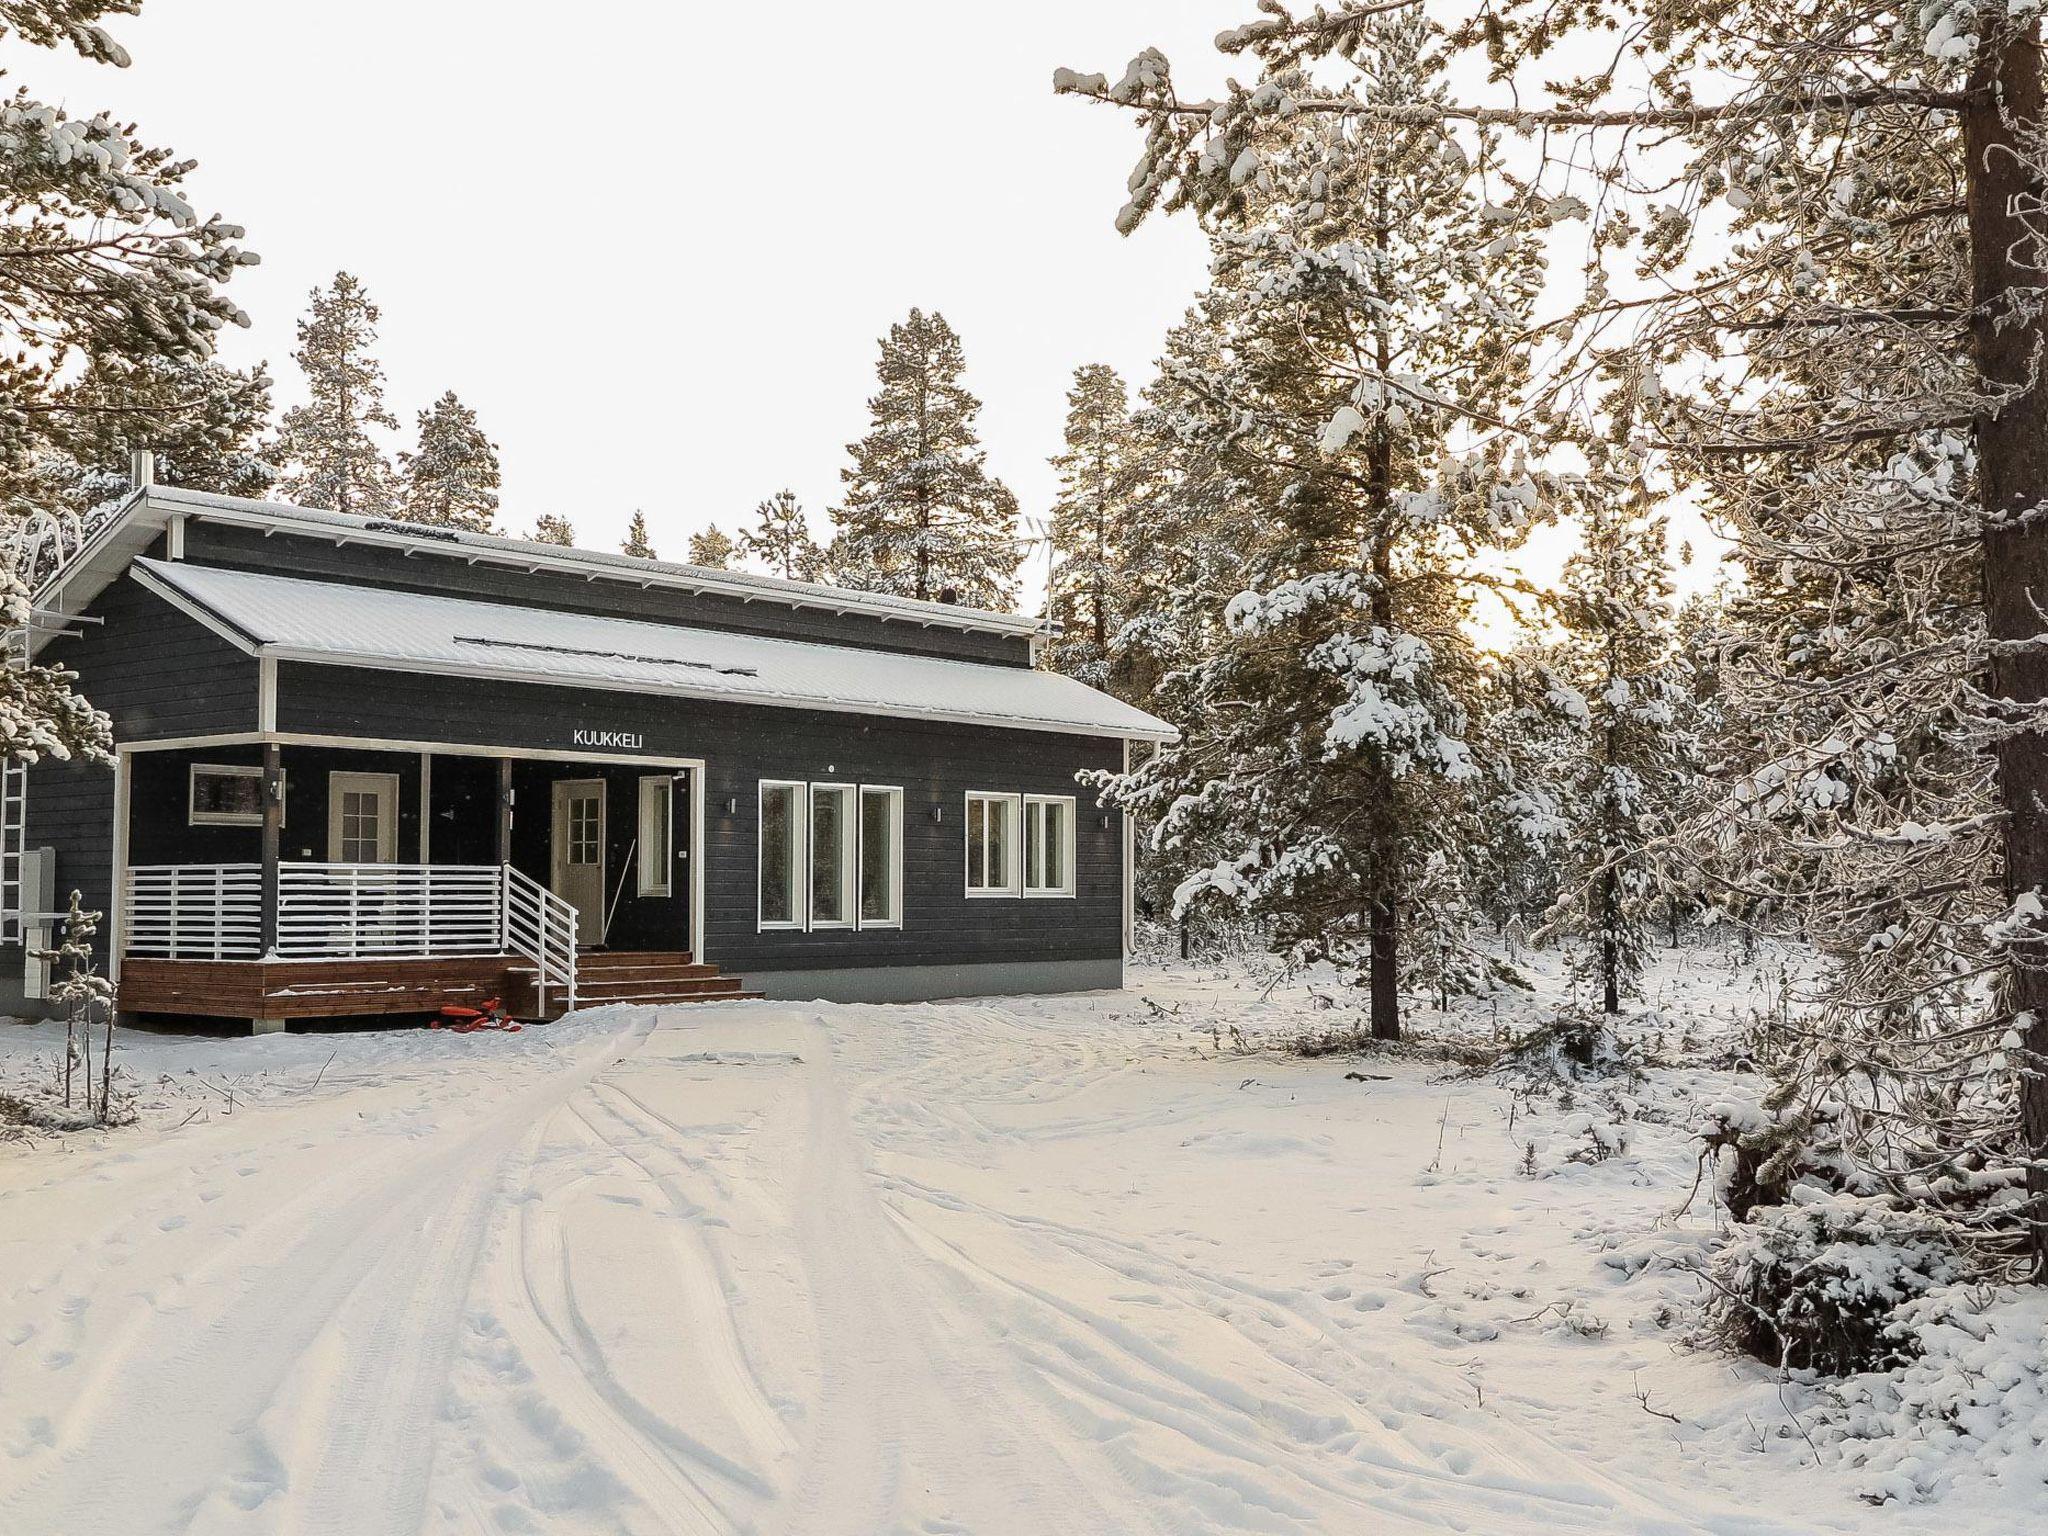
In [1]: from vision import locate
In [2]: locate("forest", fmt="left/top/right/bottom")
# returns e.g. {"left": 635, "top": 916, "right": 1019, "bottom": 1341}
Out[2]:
{"left": 2, "top": 0, "right": 2047, "bottom": 1495}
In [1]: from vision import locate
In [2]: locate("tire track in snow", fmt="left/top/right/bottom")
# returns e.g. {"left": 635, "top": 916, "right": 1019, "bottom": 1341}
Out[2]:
{"left": 0, "top": 1012, "right": 655, "bottom": 1535}
{"left": 773, "top": 1012, "right": 1148, "bottom": 1536}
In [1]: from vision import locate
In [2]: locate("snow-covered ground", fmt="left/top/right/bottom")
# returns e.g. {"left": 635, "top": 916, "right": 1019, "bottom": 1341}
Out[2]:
{"left": 0, "top": 949, "right": 2033, "bottom": 1534}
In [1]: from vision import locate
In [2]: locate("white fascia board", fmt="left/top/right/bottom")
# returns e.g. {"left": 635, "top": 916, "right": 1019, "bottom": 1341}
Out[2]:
{"left": 259, "top": 644, "right": 1179, "bottom": 744}
{"left": 127, "top": 563, "right": 262, "bottom": 655}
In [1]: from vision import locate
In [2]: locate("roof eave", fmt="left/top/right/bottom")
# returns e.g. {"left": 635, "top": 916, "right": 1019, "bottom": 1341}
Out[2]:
{"left": 143, "top": 487, "right": 1050, "bottom": 641}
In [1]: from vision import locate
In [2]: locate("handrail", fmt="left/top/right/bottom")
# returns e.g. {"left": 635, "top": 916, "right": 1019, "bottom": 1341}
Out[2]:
{"left": 123, "top": 861, "right": 581, "bottom": 1015}
{"left": 503, "top": 864, "right": 578, "bottom": 1014}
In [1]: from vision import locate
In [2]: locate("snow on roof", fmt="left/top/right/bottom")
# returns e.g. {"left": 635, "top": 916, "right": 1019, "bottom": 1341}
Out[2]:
{"left": 135, "top": 487, "right": 1048, "bottom": 639}
{"left": 131, "top": 559, "right": 1175, "bottom": 743}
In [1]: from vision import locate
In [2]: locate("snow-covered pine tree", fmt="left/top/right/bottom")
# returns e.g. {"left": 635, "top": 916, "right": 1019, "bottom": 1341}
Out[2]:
{"left": 1, "top": 354, "right": 278, "bottom": 539}
{"left": 0, "top": 1, "right": 256, "bottom": 471}
{"left": 399, "top": 390, "right": 499, "bottom": 533}
{"left": 688, "top": 524, "right": 734, "bottom": 569}
{"left": 828, "top": 309, "right": 1019, "bottom": 609}
{"left": 279, "top": 272, "right": 397, "bottom": 516}
{"left": 739, "top": 490, "right": 824, "bottom": 581}
{"left": 1064, "top": 0, "right": 2048, "bottom": 1282}
{"left": 530, "top": 513, "right": 575, "bottom": 546}
{"left": 1045, "top": 365, "right": 1144, "bottom": 686}
{"left": 0, "top": 1, "right": 187, "bottom": 772}
{"left": 1107, "top": 314, "right": 1250, "bottom": 710}
{"left": 1536, "top": 466, "right": 1687, "bottom": 1014}
{"left": 621, "top": 511, "right": 656, "bottom": 559}
{"left": 1082, "top": 17, "right": 1550, "bottom": 1039}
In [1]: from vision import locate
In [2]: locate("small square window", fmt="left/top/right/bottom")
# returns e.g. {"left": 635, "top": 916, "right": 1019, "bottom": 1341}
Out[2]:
{"left": 189, "top": 764, "right": 281, "bottom": 827}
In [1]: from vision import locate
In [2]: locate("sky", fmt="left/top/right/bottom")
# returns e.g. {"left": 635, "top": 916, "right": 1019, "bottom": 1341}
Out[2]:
{"left": 33, "top": 1, "right": 1722, "bottom": 626}
{"left": 31, "top": 1, "right": 1266, "bottom": 601}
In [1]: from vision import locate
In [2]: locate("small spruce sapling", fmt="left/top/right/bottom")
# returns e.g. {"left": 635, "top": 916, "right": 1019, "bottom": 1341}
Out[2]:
{"left": 41, "top": 892, "right": 113, "bottom": 1120}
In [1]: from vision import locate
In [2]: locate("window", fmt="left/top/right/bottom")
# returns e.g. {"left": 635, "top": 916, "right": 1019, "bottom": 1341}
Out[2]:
{"left": 759, "top": 779, "right": 904, "bottom": 932}
{"left": 637, "top": 776, "right": 672, "bottom": 897}
{"left": 810, "top": 785, "right": 856, "bottom": 928}
{"left": 859, "top": 786, "right": 903, "bottom": 927}
{"left": 759, "top": 781, "right": 804, "bottom": 928}
{"left": 965, "top": 792, "right": 1020, "bottom": 897}
{"left": 1024, "top": 795, "right": 1077, "bottom": 897}
{"left": 189, "top": 763, "right": 279, "bottom": 827}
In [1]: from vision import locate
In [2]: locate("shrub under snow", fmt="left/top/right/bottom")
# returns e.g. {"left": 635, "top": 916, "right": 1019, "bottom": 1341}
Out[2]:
{"left": 1705, "top": 1188, "right": 1965, "bottom": 1376}
{"left": 1827, "top": 1285, "right": 2048, "bottom": 1506}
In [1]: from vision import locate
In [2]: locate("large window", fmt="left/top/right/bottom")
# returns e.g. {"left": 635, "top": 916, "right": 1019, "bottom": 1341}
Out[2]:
{"left": 189, "top": 763, "right": 280, "bottom": 827}
{"left": 1024, "top": 795, "right": 1076, "bottom": 898}
{"left": 759, "top": 779, "right": 902, "bottom": 931}
{"left": 966, "top": 792, "right": 1079, "bottom": 898}
{"left": 810, "top": 784, "right": 856, "bottom": 928}
{"left": 637, "top": 776, "right": 672, "bottom": 897}
{"left": 759, "top": 781, "right": 804, "bottom": 928}
{"left": 860, "top": 786, "right": 903, "bottom": 927}
{"left": 965, "top": 792, "right": 1019, "bottom": 897}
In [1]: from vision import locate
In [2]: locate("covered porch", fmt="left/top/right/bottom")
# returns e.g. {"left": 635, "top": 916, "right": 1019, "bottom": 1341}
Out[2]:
{"left": 112, "top": 741, "right": 729, "bottom": 1026}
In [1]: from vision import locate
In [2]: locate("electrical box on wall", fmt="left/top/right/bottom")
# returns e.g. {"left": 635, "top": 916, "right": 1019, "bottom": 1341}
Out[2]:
{"left": 19, "top": 846, "right": 55, "bottom": 1002}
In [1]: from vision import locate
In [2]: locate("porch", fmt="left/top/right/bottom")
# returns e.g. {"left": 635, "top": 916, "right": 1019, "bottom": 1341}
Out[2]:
{"left": 111, "top": 741, "right": 739, "bottom": 1026}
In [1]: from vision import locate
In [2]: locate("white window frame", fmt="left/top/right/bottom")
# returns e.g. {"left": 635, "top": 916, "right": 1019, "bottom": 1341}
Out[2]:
{"left": 808, "top": 782, "right": 858, "bottom": 930}
{"left": 964, "top": 791, "right": 1022, "bottom": 898}
{"left": 758, "top": 779, "right": 807, "bottom": 931}
{"left": 858, "top": 784, "right": 904, "bottom": 929}
{"left": 636, "top": 775, "right": 673, "bottom": 897}
{"left": 189, "top": 762, "right": 282, "bottom": 828}
{"left": 1023, "top": 794, "right": 1078, "bottom": 899}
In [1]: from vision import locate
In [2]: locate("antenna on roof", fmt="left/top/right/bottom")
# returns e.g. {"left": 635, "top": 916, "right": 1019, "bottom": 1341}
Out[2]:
{"left": 128, "top": 449, "right": 155, "bottom": 491}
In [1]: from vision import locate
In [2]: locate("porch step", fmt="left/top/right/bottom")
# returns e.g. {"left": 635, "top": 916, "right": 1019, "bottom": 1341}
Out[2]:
{"left": 579, "top": 950, "right": 695, "bottom": 969}
{"left": 575, "top": 974, "right": 745, "bottom": 1000}
{"left": 520, "top": 949, "right": 755, "bottom": 1015}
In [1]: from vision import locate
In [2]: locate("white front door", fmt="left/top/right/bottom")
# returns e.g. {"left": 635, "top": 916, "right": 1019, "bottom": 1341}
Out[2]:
{"left": 551, "top": 778, "right": 606, "bottom": 945}
{"left": 328, "top": 772, "right": 399, "bottom": 863}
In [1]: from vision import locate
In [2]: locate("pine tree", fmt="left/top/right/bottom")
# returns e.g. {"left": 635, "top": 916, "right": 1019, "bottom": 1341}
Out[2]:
{"left": 1088, "top": 19, "right": 1548, "bottom": 1040}
{"left": 1, "top": 354, "right": 278, "bottom": 544}
{"left": 688, "top": 524, "right": 735, "bottom": 569}
{"left": 399, "top": 390, "right": 499, "bottom": 533}
{"left": 829, "top": 309, "right": 1019, "bottom": 609}
{"left": 1536, "top": 466, "right": 1688, "bottom": 1014}
{"left": 279, "top": 272, "right": 398, "bottom": 515}
{"left": 530, "top": 513, "right": 575, "bottom": 546}
{"left": 621, "top": 511, "right": 656, "bottom": 559}
{"left": 0, "top": 2, "right": 255, "bottom": 467}
{"left": 1108, "top": 315, "right": 1249, "bottom": 709}
{"left": 739, "top": 490, "right": 824, "bottom": 581}
{"left": 1045, "top": 364, "right": 1144, "bottom": 685}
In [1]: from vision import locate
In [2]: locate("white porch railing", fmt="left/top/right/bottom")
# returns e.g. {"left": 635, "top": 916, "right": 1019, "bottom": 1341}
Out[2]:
{"left": 122, "top": 861, "right": 579, "bottom": 1011}
{"left": 123, "top": 863, "right": 263, "bottom": 960}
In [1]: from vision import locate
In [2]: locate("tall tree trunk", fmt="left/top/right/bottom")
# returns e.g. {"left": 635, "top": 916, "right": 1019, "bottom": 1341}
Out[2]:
{"left": 1600, "top": 864, "right": 1621, "bottom": 1016}
{"left": 1967, "top": 26, "right": 2048, "bottom": 1278}
{"left": 1369, "top": 895, "right": 1400, "bottom": 1040}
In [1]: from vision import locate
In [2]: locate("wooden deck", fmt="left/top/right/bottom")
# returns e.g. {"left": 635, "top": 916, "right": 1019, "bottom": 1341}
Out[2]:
{"left": 116, "top": 952, "right": 757, "bottom": 1026}
{"left": 117, "top": 955, "right": 548, "bottom": 1023}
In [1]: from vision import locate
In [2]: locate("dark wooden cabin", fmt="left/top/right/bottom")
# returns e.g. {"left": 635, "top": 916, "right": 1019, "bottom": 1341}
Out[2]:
{"left": 0, "top": 476, "right": 1171, "bottom": 1031}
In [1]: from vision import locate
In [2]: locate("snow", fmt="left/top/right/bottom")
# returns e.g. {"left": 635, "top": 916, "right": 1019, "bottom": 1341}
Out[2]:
{"left": 0, "top": 951, "right": 2036, "bottom": 1533}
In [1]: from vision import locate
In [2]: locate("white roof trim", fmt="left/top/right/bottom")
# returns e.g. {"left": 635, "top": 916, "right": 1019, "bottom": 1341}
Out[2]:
{"left": 128, "top": 559, "right": 1176, "bottom": 744}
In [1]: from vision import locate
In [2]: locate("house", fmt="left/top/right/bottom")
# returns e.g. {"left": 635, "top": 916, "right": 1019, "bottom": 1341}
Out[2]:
{"left": 1, "top": 462, "right": 1172, "bottom": 1031}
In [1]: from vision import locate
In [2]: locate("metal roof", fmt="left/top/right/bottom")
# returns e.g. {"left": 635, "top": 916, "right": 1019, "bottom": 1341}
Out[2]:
{"left": 131, "top": 559, "right": 1175, "bottom": 743}
{"left": 118, "top": 488, "right": 1048, "bottom": 638}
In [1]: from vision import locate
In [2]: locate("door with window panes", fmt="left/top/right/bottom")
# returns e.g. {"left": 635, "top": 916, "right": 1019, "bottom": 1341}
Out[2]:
{"left": 551, "top": 779, "right": 607, "bottom": 945}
